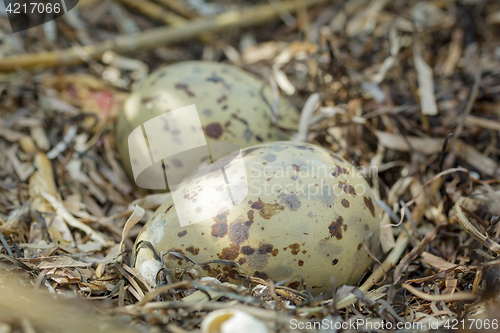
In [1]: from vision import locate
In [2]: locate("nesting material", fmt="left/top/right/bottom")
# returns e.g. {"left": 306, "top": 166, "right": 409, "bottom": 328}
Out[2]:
{"left": 1, "top": 0, "right": 500, "bottom": 331}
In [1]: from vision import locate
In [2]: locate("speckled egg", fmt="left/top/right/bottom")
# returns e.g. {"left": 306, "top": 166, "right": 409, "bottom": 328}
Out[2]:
{"left": 132, "top": 142, "right": 381, "bottom": 295}
{"left": 115, "top": 61, "right": 299, "bottom": 187}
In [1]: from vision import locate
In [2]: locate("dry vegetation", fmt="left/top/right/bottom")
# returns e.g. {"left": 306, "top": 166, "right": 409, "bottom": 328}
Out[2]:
{"left": 1, "top": 0, "right": 500, "bottom": 332}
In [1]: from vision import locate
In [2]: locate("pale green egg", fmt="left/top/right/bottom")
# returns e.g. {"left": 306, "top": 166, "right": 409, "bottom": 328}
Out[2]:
{"left": 133, "top": 142, "right": 381, "bottom": 295}
{"left": 115, "top": 61, "right": 299, "bottom": 188}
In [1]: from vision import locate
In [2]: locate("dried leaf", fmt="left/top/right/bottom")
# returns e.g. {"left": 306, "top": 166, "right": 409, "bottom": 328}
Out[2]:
{"left": 413, "top": 39, "right": 438, "bottom": 115}
{"left": 41, "top": 192, "right": 109, "bottom": 248}
{"left": 422, "top": 252, "right": 464, "bottom": 271}
{"left": 19, "top": 256, "right": 89, "bottom": 270}
{"left": 454, "top": 198, "right": 500, "bottom": 255}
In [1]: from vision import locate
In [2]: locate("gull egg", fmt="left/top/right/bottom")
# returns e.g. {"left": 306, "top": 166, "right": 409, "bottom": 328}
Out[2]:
{"left": 115, "top": 61, "right": 299, "bottom": 188}
{"left": 133, "top": 142, "right": 381, "bottom": 295}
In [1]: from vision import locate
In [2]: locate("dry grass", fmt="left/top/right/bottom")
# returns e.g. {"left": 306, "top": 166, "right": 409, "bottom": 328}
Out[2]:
{"left": 1, "top": 0, "right": 500, "bottom": 332}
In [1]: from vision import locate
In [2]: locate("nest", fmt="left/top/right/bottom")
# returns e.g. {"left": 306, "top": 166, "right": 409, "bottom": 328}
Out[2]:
{"left": 0, "top": 0, "right": 500, "bottom": 332}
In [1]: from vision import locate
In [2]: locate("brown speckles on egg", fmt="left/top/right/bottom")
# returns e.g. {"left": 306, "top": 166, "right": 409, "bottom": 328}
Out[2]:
{"left": 250, "top": 198, "right": 284, "bottom": 219}
{"left": 357, "top": 243, "right": 363, "bottom": 251}
{"left": 223, "top": 267, "right": 239, "bottom": 280}
{"left": 338, "top": 181, "right": 357, "bottom": 195}
{"left": 211, "top": 212, "right": 229, "bottom": 238}
{"left": 271, "top": 249, "right": 279, "bottom": 256}
{"left": 250, "top": 199, "right": 264, "bottom": 209}
{"left": 167, "top": 248, "right": 185, "bottom": 265}
{"left": 331, "top": 165, "right": 349, "bottom": 177}
{"left": 165, "top": 205, "right": 173, "bottom": 214}
{"left": 332, "top": 259, "right": 339, "bottom": 265}
{"left": 288, "top": 281, "right": 300, "bottom": 289}
{"left": 258, "top": 243, "right": 274, "bottom": 254}
{"left": 363, "top": 196, "right": 376, "bottom": 217}
{"left": 186, "top": 246, "right": 200, "bottom": 255}
{"left": 287, "top": 243, "right": 301, "bottom": 255}
{"left": 217, "top": 95, "right": 228, "bottom": 104}
{"left": 167, "top": 247, "right": 184, "bottom": 255}
{"left": 241, "top": 246, "right": 255, "bottom": 255}
{"left": 328, "top": 217, "right": 344, "bottom": 240}
{"left": 291, "top": 164, "right": 301, "bottom": 172}
{"left": 174, "top": 83, "right": 195, "bottom": 97}
{"left": 204, "top": 123, "right": 223, "bottom": 139}
{"left": 218, "top": 244, "right": 239, "bottom": 260}
{"left": 298, "top": 260, "right": 304, "bottom": 266}
{"left": 364, "top": 224, "right": 369, "bottom": 231}
{"left": 341, "top": 199, "right": 350, "bottom": 208}
{"left": 178, "top": 230, "right": 187, "bottom": 238}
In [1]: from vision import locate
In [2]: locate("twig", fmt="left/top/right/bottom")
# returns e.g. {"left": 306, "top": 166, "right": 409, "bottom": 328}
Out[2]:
{"left": 292, "top": 93, "right": 321, "bottom": 142}
{"left": 118, "top": 0, "right": 188, "bottom": 26}
{"left": 0, "top": 0, "right": 328, "bottom": 72}
{"left": 453, "top": 62, "right": 482, "bottom": 141}
{"left": 155, "top": 0, "right": 200, "bottom": 19}
{"left": 402, "top": 283, "right": 477, "bottom": 302}
{"left": 133, "top": 280, "right": 192, "bottom": 306}
{"left": 119, "top": 0, "right": 215, "bottom": 45}
{"left": 454, "top": 197, "right": 500, "bottom": 255}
